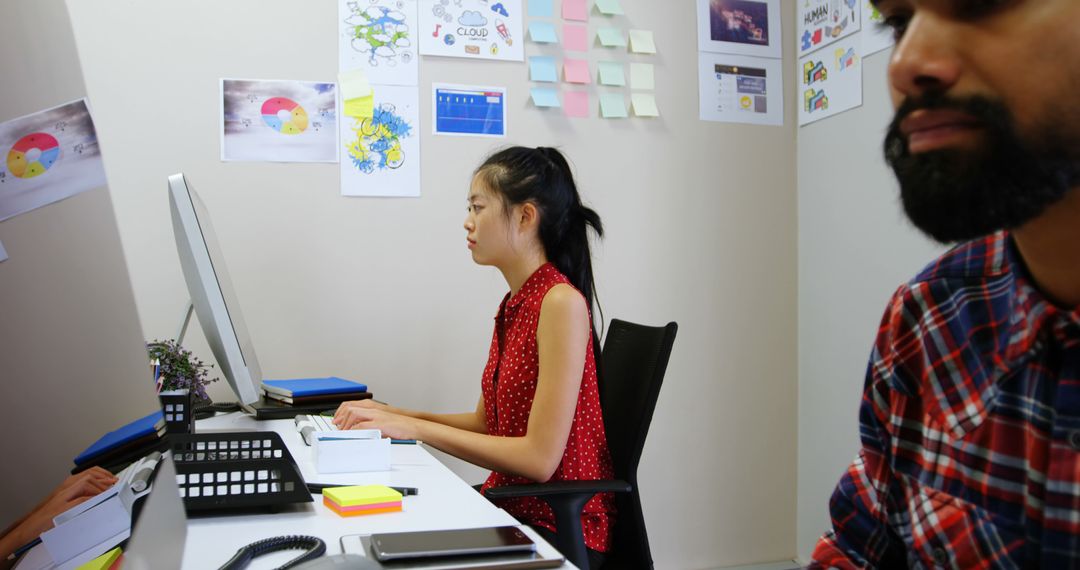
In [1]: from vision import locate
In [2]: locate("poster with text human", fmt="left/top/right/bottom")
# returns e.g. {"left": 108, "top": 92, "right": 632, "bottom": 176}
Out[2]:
{"left": 698, "top": 52, "right": 783, "bottom": 126}
{"left": 419, "top": 0, "right": 524, "bottom": 61}
{"left": 0, "top": 98, "right": 107, "bottom": 222}
{"left": 860, "top": 0, "right": 894, "bottom": 56}
{"left": 340, "top": 84, "right": 420, "bottom": 197}
{"left": 798, "top": 37, "right": 863, "bottom": 126}
{"left": 797, "top": 0, "right": 860, "bottom": 57}
{"left": 339, "top": 0, "right": 419, "bottom": 86}
{"left": 697, "top": 0, "right": 781, "bottom": 59}
{"left": 221, "top": 79, "right": 339, "bottom": 162}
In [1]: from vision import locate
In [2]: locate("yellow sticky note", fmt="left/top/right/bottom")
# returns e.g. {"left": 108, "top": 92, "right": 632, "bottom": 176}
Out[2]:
{"left": 339, "top": 69, "right": 375, "bottom": 119}
{"left": 76, "top": 547, "right": 122, "bottom": 570}
{"left": 631, "top": 93, "right": 659, "bottom": 117}
{"left": 629, "top": 29, "right": 656, "bottom": 54}
{"left": 323, "top": 485, "right": 402, "bottom": 507}
{"left": 630, "top": 63, "right": 654, "bottom": 90}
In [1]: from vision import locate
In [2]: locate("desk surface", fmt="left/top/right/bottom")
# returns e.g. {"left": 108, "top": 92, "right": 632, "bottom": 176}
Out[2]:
{"left": 182, "top": 413, "right": 571, "bottom": 569}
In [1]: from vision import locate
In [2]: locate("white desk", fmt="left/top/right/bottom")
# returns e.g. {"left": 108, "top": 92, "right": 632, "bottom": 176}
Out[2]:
{"left": 182, "top": 413, "right": 572, "bottom": 569}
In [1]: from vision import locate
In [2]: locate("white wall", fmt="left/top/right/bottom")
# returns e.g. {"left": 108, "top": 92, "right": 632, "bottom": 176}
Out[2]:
{"left": 67, "top": 1, "right": 799, "bottom": 567}
{"left": 0, "top": 0, "right": 169, "bottom": 528}
{"left": 794, "top": 51, "right": 942, "bottom": 560}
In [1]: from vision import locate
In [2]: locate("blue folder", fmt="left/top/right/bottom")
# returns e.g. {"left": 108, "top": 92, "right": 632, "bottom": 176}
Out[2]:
{"left": 261, "top": 377, "right": 368, "bottom": 398}
{"left": 74, "top": 410, "right": 164, "bottom": 465}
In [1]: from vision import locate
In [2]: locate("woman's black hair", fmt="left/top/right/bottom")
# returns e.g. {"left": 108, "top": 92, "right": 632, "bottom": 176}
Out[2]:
{"left": 475, "top": 146, "right": 605, "bottom": 352}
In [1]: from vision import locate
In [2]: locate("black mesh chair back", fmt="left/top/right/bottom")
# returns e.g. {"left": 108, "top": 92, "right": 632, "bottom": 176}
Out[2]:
{"left": 598, "top": 319, "right": 677, "bottom": 569}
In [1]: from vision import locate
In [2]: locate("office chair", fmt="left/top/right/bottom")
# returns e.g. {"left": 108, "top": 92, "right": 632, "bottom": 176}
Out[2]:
{"left": 485, "top": 319, "right": 678, "bottom": 570}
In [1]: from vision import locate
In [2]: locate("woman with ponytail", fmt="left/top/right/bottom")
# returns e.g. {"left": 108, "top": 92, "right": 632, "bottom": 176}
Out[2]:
{"left": 334, "top": 146, "right": 614, "bottom": 566}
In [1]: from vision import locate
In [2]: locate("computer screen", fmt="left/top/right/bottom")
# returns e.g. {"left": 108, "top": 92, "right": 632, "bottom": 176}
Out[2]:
{"left": 168, "top": 173, "right": 263, "bottom": 405}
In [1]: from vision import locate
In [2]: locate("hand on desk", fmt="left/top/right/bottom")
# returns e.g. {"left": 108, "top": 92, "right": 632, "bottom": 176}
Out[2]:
{"left": 1, "top": 467, "right": 117, "bottom": 563}
{"left": 333, "top": 399, "right": 417, "bottom": 440}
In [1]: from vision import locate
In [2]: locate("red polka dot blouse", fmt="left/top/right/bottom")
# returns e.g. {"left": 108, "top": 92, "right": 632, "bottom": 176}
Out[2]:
{"left": 479, "top": 263, "right": 616, "bottom": 552}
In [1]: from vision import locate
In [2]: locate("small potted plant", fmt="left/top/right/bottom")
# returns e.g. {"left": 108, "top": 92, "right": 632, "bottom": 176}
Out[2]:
{"left": 147, "top": 339, "right": 218, "bottom": 434}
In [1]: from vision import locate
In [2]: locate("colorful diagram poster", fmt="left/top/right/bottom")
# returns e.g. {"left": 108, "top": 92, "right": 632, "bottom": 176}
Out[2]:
{"left": 797, "top": 37, "right": 863, "bottom": 126}
{"left": 860, "top": 0, "right": 894, "bottom": 56}
{"left": 697, "top": 0, "right": 782, "bottom": 59}
{"left": 697, "top": 52, "right": 783, "bottom": 126}
{"left": 432, "top": 84, "right": 507, "bottom": 137}
{"left": 221, "top": 79, "right": 338, "bottom": 163}
{"left": 339, "top": 0, "right": 419, "bottom": 86}
{"left": 797, "top": 0, "right": 860, "bottom": 57}
{"left": 340, "top": 84, "right": 421, "bottom": 197}
{"left": 0, "top": 98, "right": 107, "bottom": 222}
{"left": 419, "top": 0, "right": 524, "bottom": 62}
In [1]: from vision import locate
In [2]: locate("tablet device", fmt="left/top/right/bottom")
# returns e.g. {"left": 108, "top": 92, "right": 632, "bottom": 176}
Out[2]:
{"left": 369, "top": 526, "right": 535, "bottom": 561}
{"left": 340, "top": 533, "right": 564, "bottom": 570}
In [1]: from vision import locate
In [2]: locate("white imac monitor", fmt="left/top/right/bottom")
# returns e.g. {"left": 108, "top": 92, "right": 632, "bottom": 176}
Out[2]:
{"left": 168, "top": 173, "right": 263, "bottom": 405}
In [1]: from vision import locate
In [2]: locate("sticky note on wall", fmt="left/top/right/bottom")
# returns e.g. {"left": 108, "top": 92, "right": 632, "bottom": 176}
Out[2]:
{"left": 600, "top": 93, "right": 627, "bottom": 118}
{"left": 339, "top": 69, "right": 374, "bottom": 118}
{"left": 597, "top": 27, "right": 626, "bottom": 48}
{"left": 564, "top": 91, "right": 589, "bottom": 118}
{"left": 630, "top": 63, "right": 655, "bottom": 90}
{"left": 530, "top": 88, "right": 561, "bottom": 108}
{"left": 564, "top": 58, "right": 591, "bottom": 84}
{"left": 595, "top": 0, "right": 624, "bottom": 15}
{"left": 563, "top": 24, "right": 589, "bottom": 52}
{"left": 530, "top": 56, "right": 559, "bottom": 82}
{"left": 598, "top": 61, "right": 625, "bottom": 86}
{"left": 631, "top": 93, "right": 659, "bottom": 117}
{"left": 629, "top": 29, "right": 656, "bottom": 54}
{"left": 529, "top": 21, "right": 558, "bottom": 43}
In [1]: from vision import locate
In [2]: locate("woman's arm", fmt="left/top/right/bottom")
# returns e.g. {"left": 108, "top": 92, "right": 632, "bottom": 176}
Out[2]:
{"left": 335, "top": 397, "right": 487, "bottom": 434}
{"left": 334, "top": 284, "right": 588, "bottom": 482}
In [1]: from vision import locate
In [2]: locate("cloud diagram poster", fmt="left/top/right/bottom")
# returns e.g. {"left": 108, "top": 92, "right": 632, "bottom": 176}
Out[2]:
{"left": 419, "top": 0, "right": 524, "bottom": 61}
{"left": 340, "top": 0, "right": 419, "bottom": 86}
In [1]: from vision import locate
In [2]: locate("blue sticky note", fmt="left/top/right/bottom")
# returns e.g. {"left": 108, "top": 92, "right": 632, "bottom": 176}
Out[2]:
{"left": 528, "top": 21, "right": 558, "bottom": 43}
{"left": 529, "top": 56, "right": 559, "bottom": 83}
{"left": 531, "top": 88, "right": 561, "bottom": 108}
{"left": 528, "top": 0, "right": 554, "bottom": 18}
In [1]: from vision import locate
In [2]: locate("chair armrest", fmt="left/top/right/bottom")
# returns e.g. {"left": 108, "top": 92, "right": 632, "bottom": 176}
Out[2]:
{"left": 483, "top": 479, "right": 631, "bottom": 500}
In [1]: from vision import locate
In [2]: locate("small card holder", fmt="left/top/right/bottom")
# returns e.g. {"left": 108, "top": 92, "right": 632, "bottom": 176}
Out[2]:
{"left": 313, "top": 429, "right": 391, "bottom": 474}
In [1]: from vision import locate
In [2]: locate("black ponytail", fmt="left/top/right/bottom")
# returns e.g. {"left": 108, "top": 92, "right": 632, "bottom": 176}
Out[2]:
{"left": 475, "top": 146, "right": 605, "bottom": 354}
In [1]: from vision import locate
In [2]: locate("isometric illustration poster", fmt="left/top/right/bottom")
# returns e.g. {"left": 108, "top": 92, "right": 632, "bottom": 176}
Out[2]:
{"left": 0, "top": 98, "right": 107, "bottom": 222}
{"left": 432, "top": 84, "right": 507, "bottom": 137}
{"left": 221, "top": 79, "right": 339, "bottom": 163}
{"left": 419, "top": 0, "right": 524, "bottom": 61}
{"left": 339, "top": 0, "right": 419, "bottom": 86}
{"left": 340, "top": 84, "right": 420, "bottom": 197}
{"left": 797, "top": 37, "right": 863, "bottom": 126}
{"left": 697, "top": 52, "right": 783, "bottom": 126}
{"left": 797, "top": 0, "right": 860, "bottom": 57}
{"left": 697, "top": 0, "right": 782, "bottom": 59}
{"left": 860, "top": 0, "right": 894, "bottom": 56}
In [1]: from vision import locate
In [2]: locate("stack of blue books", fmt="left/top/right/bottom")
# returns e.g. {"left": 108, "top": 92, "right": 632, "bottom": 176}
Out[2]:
{"left": 261, "top": 377, "right": 369, "bottom": 406}
{"left": 73, "top": 411, "right": 167, "bottom": 471}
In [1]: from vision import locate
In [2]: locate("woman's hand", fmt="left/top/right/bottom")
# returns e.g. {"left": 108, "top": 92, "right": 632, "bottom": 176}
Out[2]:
{"left": 333, "top": 402, "right": 418, "bottom": 440}
{"left": 7, "top": 468, "right": 117, "bottom": 551}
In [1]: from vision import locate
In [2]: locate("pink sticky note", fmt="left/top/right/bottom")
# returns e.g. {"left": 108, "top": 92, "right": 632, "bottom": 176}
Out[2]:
{"left": 564, "top": 91, "right": 589, "bottom": 118}
{"left": 562, "top": 0, "right": 588, "bottom": 21}
{"left": 563, "top": 58, "right": 591, "bottom": 84}
{"left": 563, "top": 24, "right": 589, "bottom": 52}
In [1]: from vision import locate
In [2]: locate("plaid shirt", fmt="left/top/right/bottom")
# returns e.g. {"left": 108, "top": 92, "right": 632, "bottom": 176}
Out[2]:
{"left": 810, "top": 231, "right": 1080, "bottom": 569}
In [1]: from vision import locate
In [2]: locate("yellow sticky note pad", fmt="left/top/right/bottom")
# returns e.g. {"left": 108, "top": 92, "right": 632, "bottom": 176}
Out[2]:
{"left": 630, "top": 63, "right": 654, "bottom": 90}
{"left": 323, "top": 484, "right": 402, "bottom": 507}
{"left": 76, "top": 547, "right": 122, "bottom": 570}
{"left": 339, "top": 70, "right": 375, "bottom": 119}
{"left": 629, "top": 29, "right": 656, "bottom": 54}
{"left": 631, "top": 93, "right": 659, "bottom": 117}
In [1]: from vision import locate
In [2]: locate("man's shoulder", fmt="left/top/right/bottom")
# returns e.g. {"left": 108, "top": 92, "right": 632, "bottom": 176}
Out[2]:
{"left": 908, "top": 231, "right": 1012, "bottom": 286}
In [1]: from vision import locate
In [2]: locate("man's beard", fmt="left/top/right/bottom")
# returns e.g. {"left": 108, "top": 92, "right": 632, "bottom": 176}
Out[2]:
{"left": 884, "top": 94, "right": 1079, "bottom": 244}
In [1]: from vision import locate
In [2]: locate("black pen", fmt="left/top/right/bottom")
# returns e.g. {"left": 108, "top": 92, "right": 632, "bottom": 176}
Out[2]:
{"left": 306, "top": 482, "right": 418, "bottom": 496}
{"left": 7, "top": 537, "right": 41, "bottom": 561}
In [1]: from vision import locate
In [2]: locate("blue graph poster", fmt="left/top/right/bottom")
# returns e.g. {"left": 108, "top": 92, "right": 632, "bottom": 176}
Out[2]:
{"left": 432, "top": 84, "right": 507, "bottom": 137}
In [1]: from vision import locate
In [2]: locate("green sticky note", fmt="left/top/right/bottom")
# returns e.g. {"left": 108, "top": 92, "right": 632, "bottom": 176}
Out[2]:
{"left": 629, "top": 29, "right": 656, "bottom": 54}
{"left": 600, "top": 93, "right": 627, "bottom": 118}
{"left": 630, "top": 63, "right": 654, "bottom": 90}
{"left": 597, "top": 61, "right": 625, "bottom": 86}
{"left": 596, "top": 27, "right": 626, "bottom": 48}
{"left": 530, "top": 88, "right": 562, "bottom": 108}
{"left": 595, "top": 0, "right": 624, "bottom": 15}
{"left": 631, "top": 93, "right": 659, "bottom": 117}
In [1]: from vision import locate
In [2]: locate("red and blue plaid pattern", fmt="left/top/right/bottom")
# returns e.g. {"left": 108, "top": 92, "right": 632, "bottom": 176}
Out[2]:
{"left": 811, "top": 231, "right": 1080, "bottom": 568}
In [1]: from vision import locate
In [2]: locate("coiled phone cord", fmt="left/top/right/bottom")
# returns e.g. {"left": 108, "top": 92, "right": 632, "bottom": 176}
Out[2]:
{"left": 217, "top": 535, "right": 326, "bottom": 570}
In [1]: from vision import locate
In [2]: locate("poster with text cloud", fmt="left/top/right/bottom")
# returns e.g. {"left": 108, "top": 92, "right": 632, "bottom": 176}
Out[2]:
{"left": 860, "top": 0, "right": 894, "bottom": 56}
{"left": 0, "top": 98, "right": 107, "bottom": 222}
{"left": 697, "top": 0, "right": 782, "bottom": 59}
{"left": 419, "top": 0, "right": 524, "bottom": 62}
{"left": 221, "top": 79, "right": 338, "bottom": 162}
{"left": 698, "top": 52, "right": 783, "bottom": 126}
{"left": 339, "top": 0, "right": 419, "bottom": 86}
{"left": 340, "top": 84, "right": 420, "bottom": 197}
{"left": 797, "top": 0, "right": 860, "bottom": 57}
{"left": 798, "top": 37, "right": 863, "bottom": 126}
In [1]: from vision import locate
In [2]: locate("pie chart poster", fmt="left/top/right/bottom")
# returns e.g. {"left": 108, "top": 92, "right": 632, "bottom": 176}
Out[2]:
{"left": 0, "top": 98, "right": 107, "bottom": 223}
{"left": 221, "top": 78, "right": 339, "bottom": 163}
